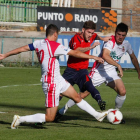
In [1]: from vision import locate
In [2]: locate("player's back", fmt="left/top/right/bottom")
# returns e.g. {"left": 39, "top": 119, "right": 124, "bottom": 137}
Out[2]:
{"left": 33, "top": 39, "right": 61, "bottom": 83}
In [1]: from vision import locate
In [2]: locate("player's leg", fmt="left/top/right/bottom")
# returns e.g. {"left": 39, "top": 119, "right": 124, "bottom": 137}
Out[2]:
{"left": 80, "top": 74, "right": 106, "bottom": 110}
{"left": 11, "top": 81, "right": 61, "bottom": 129}
{"left": 105, "top": 68, "right": 126, "bottom": 109}
{"left": 11, "top": 107, "right": 58, "bottom": 129}
{"left": 107, "top": 79, "right": 126, "bottom": 109}
{"left": 61, "top": 85, "right": 109, "bottom": 122}
{"left": 58, "top": 91, "right": 90, "bottom": 115}
{"left": 57, "top": 71, "right": 106, "bottom": 118}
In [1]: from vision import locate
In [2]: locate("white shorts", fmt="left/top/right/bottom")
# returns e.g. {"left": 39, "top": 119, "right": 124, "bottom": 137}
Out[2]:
{"left": 42, "top": 75, "right": 70, "bottom": 107}
{"left": 89, "top": 68, "right": 121, "bottom": 87}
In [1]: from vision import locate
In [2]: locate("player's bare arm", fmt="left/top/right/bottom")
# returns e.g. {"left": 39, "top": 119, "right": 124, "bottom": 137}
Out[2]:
{"left": 75, "top": 42, "right": 100, "bottom": 52}
{"left": 0, "top": 45, "right": 30, "bottom": 60}
{"left": 102, "top": 48, "right": 123, "bottom": 77}
{"left": 96, "top": 35, "right": 112, "bottom": 42}
{"left": 130, "top": 52, "right": 140, "bottom": 79}
{"left": 67, "top": 50, "right": 104, "bottom": 64}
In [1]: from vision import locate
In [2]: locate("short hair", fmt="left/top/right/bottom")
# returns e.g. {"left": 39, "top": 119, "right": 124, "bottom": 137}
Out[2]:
{"left": 115, "top": 23, "right": 128, "bottom": 33}
{"left": 83, "top": 20, "right": 96, "bottom": 30}
{"left": 46, "top": 24, "right": 59, "bottom": 37}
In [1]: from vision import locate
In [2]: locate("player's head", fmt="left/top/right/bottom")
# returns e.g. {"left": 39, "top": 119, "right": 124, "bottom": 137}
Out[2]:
{"left": 82, "top": 20, "right": 96, "bottom": 42}
{"left": 46, "top": 24, "right": 59, "bottom": 41}
{"left": 115, "top": 23, "right": 128, "bottom": 44}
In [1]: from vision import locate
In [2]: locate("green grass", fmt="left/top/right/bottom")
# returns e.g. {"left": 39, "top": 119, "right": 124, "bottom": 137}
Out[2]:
{"left": 0, "top": 67, "right": 140, "bottom": 140}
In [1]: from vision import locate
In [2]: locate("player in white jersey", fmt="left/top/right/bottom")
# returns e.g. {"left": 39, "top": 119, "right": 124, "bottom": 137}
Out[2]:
{"left": 56, "top": 23, "right": 140, "bottom": 123}
{"left": 0, "top": 24, "right": 112, "bottom": 129}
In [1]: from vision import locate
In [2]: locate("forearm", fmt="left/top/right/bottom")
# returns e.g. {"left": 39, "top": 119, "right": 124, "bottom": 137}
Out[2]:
{"left": 103, "top": 55, "right": 120, "bottom": 68}
{"left": 73, "top": 50, "right": 96, "bottom": 59}
{"left": 68, "top": 50, "right": 96, "bottom": 60}
{"left": 132, "top": 58, "right": 140, "bottom": 73}
{"left": 4, "top": 45, "right": 30, "bottom": 58}
{"left": 76, "top": 46, "right": 93, "bottom": 53}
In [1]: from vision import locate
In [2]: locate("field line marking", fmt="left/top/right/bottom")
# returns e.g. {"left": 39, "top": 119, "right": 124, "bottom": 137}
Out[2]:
{"left": 0, "top": 83, "right": 41, "bottom": 89}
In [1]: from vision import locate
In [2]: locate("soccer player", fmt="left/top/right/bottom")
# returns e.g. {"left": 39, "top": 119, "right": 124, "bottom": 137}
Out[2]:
{"left": 56, "top": 23, "right": 140, "bottom": 123}
{"left": 59, "top": 21, "right": 112, "bottom": 111}
{"left": 0, "top": 24, "right": 111, "bottom": 129}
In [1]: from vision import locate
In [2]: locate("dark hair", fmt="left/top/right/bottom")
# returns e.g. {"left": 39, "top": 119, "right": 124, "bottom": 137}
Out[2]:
{"left": 115, "top": 22, "right": 128, "bottom": 33}
{"left": 83, "top": 20, "right": 96, "bottom": 30}
{"left": 46, "top": 24, "right": 59, "bottom": 37}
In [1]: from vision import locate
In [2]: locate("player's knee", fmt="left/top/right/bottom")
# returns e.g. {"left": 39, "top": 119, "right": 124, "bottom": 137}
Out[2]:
{"left": 45, "top": 114, "right": 55, "bottom": 122}
{"left": 119, "top": 88, "right": 126, "bottom": 96}
{"left": 73, "top": 93, "right": 82, "bottom": 103}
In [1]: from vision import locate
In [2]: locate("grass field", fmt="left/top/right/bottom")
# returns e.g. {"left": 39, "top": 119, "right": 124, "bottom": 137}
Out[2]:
{"left": 0, "top": 67, "right": 140, "bottom": 140}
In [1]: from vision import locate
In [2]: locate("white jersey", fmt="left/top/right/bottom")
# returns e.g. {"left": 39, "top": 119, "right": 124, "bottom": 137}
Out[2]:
{"left": 29, "top": 38, "right": 71, "bottom": 83}
{"left": 89, "top": 35, "right": 133, "bottom": 77}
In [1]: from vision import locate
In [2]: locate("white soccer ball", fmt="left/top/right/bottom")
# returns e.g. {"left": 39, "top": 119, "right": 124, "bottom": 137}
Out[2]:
{"left": 107, "top": 109, "right": 123, "bottom": 124}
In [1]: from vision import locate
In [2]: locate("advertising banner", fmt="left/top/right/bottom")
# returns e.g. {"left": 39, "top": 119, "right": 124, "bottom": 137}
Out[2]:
{"left": 57, "top": 35, "right": 140, "bottom": 68}
{"left": 37, "top": 6, "right": 117, "bottom": 32}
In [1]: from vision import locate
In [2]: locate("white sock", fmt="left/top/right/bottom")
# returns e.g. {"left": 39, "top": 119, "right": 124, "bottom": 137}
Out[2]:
{"left": 76, "top": 99, "right": 99, "bottom": 118}
{"left": 115, "top": 94, "right": 126, "bottom": 109}
{"left": 59, "top": 99, "right": 75, "bottom": 115}
{"left": 19, "top": 113, "right": 46, "bottom": 123}
{"left": 67, "top": 99, "right": 75, "bottom": 108}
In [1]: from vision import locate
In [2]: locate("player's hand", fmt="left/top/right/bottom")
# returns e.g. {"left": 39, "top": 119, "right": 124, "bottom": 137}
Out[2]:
{"left": 0, "top": 54, "right": 6, "bottom": 60}
{"left": 103, "top": 36, "right": 112, "bottom": 42}
{"left": 117, "top": 65, "right": 123, "bottom": 77}
{"left": 91, "top": 42, "right": 101, "bottom": 48}
{"left": 95, "top": 57, "right": 104, "bottom": 64}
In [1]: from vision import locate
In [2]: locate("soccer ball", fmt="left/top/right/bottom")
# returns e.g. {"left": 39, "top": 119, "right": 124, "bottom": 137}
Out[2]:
{"left": 107, "top": 109, "right": 123, "bottom": 124}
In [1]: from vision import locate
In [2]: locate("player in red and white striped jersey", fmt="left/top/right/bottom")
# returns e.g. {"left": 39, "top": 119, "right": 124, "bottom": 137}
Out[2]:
{"left": 0, "top": 24, "right": 112, "bottom": 129}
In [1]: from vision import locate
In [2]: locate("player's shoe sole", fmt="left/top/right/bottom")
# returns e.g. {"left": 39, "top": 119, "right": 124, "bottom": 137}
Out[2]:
{"left": 11, "top": 115, "right": 20, "bottom": 129}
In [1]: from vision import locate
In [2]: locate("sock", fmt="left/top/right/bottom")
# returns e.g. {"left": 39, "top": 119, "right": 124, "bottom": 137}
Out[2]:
{"left": 59, "top": 99, "right": 75, "bottom": 115}
{"left": 19, "top": 113, "right": 46, "bottom": 123}
{"left": 85, "top": 79, "right": 102, "bottom": 103}
{"left": 115, "top": 94, "right": 126, "bottom": 109}
{"left": 76, "top": 99, "right": 99, "bottom": 118}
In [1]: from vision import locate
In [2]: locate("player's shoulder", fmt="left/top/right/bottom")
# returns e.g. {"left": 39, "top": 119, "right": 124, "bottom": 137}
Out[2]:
{"left": 105, "top": 35, "right": 115, "bottom": 46}
{"left": 122, "top": 40, "right": 130, "bottom": 45}
{"left": 34, "top": 39, "right": 46, "bottom": 44}
{"left": 73, "top": 33, "right": 82, "bottom": 39}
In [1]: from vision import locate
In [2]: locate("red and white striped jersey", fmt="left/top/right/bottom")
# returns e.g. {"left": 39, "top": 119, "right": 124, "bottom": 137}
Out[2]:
{"left": 29, "top": 38, "right": 71, "bottom": 83}
{"left": 89, "top": 35, "right": 133, "bottom": 77}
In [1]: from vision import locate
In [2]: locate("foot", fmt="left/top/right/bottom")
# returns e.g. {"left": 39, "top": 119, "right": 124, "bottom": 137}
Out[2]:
{"left": 96, "top": 110, "right": 108, "bottom": 122}
{"left": 120, "top": 119, "right": 125, "bottom": 124}
{"left": 11, "top": 115, "right": 20, "bottom": 129}
{"left": 53, "top": 112, "right": 63, "bottom": 123}
{"left": 98, "top": 100, "right": 106, "bottom": 111}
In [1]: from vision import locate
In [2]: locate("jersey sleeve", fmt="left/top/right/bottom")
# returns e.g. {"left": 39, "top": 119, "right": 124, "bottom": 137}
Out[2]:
{"left": 126, "top": 42, "right": 133, "bottom": 55}
{"left": 103, "top": 41, "right": 113, "bottom": 51}
{"left": 28, "top": 43, "right": 35, "bottom": 51}
{"left": 54, "top": 44, "right": 71, "bottom": 56}
{"left": 69, "top": 36, "right": 75, "bottom": 49}
{"left": 28, "top": 40, "right": 40, "bottom": 51}
{"left": 69, "top": 34, "right": 81, "bottom": 50}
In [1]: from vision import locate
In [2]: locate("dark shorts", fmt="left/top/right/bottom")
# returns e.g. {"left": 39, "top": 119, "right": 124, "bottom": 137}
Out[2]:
{"left": 62, "top": 67, "right": 90, "bottom": 92}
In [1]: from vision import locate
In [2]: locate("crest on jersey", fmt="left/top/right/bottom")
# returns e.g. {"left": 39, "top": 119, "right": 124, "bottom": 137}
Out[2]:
{"left": 73, "top": 42, "right": 76, "bottom": 48}
{"left": 110, "top": 51, "right": 116, "bottom": 58}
